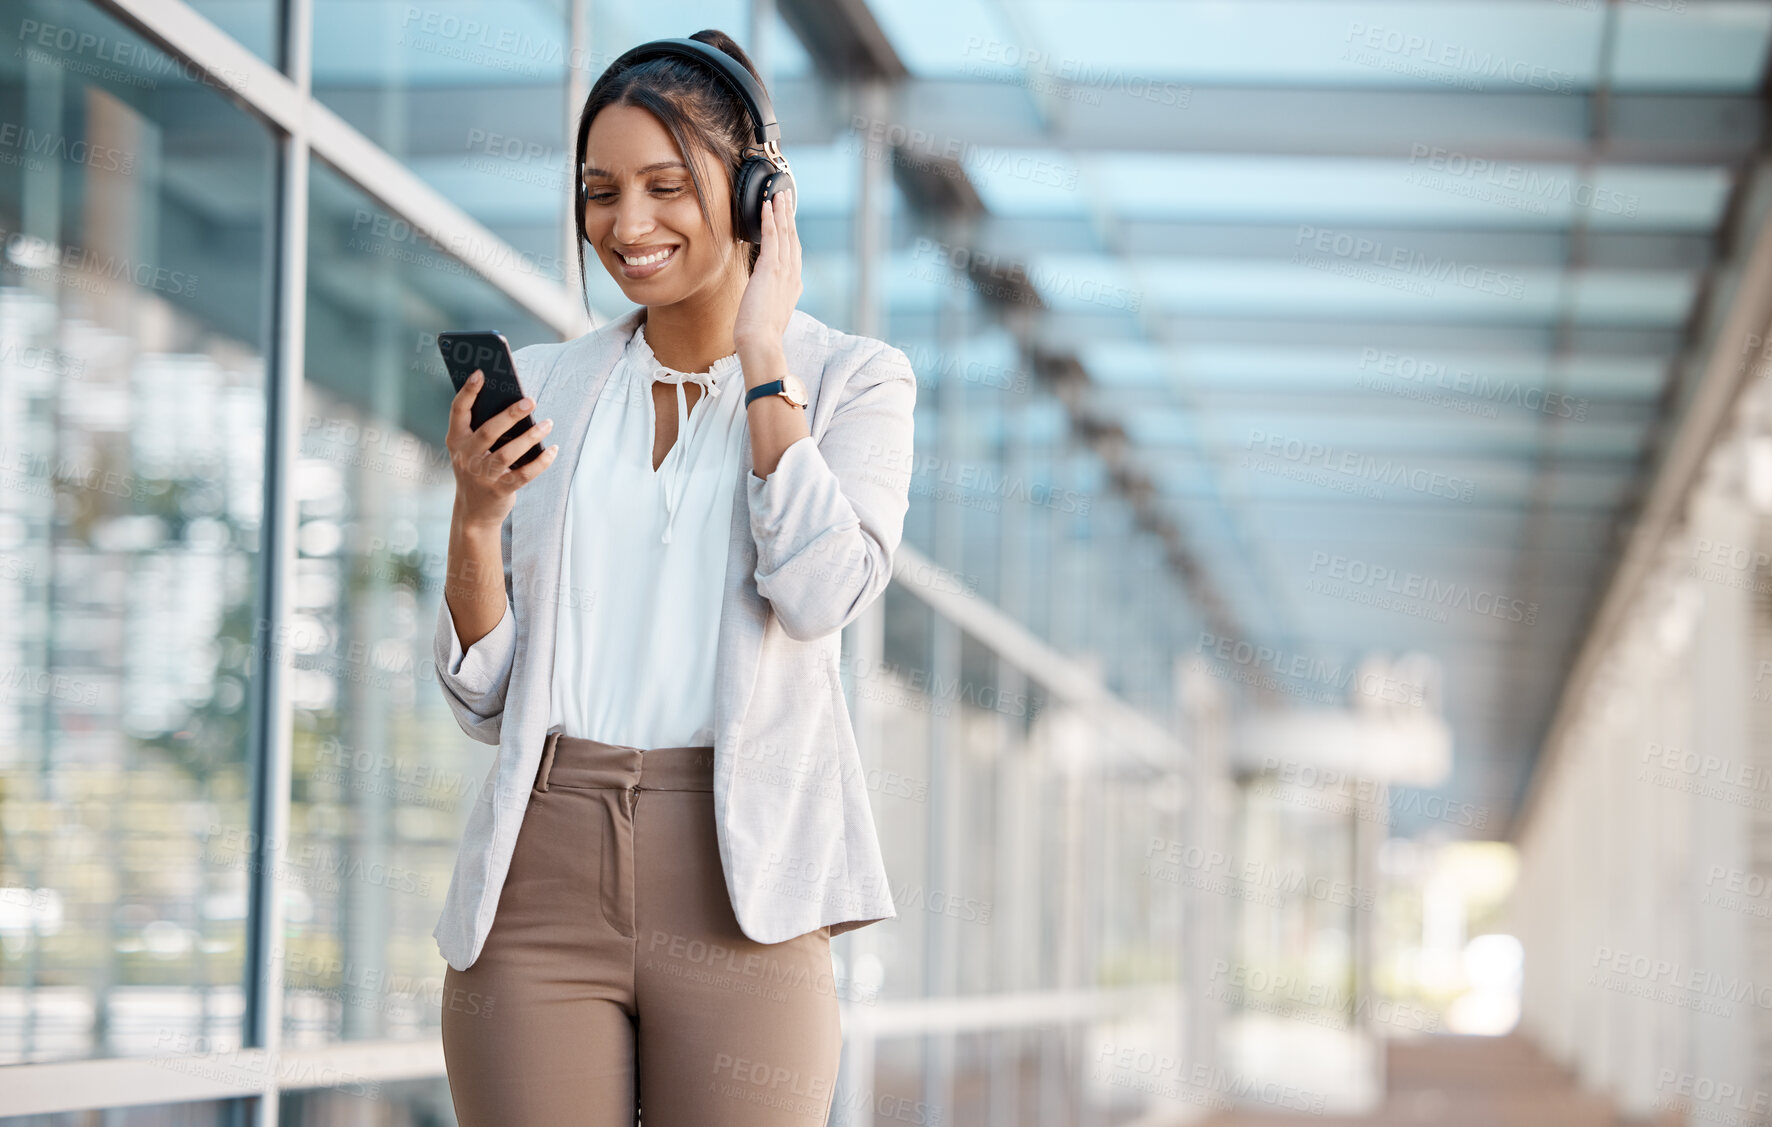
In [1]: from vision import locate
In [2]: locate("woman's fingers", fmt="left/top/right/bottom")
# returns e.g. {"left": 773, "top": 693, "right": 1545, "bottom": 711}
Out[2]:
{"left": 448, "top": 370, "right": 483, "bottom": 443}
{"left": 761, "top": 192, "right": 780, "bottom": 271}
{"left": 785, "top": 190, "right": 801, "bottom": 277}
{"left": 511, "top": 437, "right": 559, "bottom": 484}
{"left": 772, "top": 192, "right": 799, "bottom": 294}
{"left": 498, "top": 417, "right": 553, "bottom": 467}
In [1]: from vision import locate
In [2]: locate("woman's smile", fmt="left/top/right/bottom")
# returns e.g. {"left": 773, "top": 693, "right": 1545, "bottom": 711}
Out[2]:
{"left": 614, "top": 244, "right": 678, "bottom": 279}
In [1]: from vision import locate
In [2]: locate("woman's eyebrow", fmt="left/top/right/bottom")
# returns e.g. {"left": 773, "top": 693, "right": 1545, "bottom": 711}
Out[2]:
{"left": 582, "top": 160, "right": 688, "bottom": 177}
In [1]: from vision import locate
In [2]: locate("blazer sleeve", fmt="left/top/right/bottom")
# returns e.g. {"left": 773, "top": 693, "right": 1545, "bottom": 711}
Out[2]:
{"left": 432, "top": 513, "right": 517, "bottom": 745}
{"left": 430, "top": 341, "right": 549, "bottom": 744}
{"left": 746, "top": 342, "right": 917, "bottom": 641}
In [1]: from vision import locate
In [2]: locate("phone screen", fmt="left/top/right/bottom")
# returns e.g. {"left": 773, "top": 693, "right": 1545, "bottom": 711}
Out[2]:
{"left": 438, "top": 330, "right": 540, "bottom": 469}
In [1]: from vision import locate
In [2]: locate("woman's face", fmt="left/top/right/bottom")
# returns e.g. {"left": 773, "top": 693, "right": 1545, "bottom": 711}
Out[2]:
{"left": 581, "top": 102, "right": 741, "bottom": 307}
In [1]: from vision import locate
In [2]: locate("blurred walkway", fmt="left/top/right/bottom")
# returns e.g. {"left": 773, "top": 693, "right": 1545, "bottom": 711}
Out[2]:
{"left": 1200, "top": 1034, "right": 1665, "bottom": 1127}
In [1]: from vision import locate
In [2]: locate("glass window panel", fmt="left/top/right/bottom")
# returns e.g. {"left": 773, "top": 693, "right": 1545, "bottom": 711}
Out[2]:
{"left": 310, "top": 0, "right": 572, "bottom": 283}
{"left": 184, "top": 0, "right": 280, "bottom": 69}
{"left": 286, "top": 159, "right": 553, "bottom": 1045}
{"left": 0, "top": 0, "right": 274, "bottom": 1065}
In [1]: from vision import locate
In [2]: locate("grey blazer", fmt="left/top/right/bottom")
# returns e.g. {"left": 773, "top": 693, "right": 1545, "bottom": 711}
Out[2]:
{"left": 429, "top": 305, "right": 913, "bottom": 972}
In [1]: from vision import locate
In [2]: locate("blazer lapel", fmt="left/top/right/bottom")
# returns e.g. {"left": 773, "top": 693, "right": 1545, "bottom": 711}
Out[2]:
{"left": 714, "top": 372, "right": 765, "bottom": 744}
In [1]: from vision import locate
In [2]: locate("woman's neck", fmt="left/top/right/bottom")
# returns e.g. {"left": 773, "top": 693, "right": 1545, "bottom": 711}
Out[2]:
{"left": 642, "top": 264, "right": 747, "bottom": 374}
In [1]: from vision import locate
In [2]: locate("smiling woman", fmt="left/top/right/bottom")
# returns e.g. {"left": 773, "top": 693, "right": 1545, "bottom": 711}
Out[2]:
{"left": 430, "top": 28, "right": 916, "bottom": 1127}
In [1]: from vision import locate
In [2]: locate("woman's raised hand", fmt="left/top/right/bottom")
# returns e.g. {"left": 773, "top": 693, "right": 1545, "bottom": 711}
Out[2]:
{"left": 447, "top": 371, "right": 557, "bottom": 532}
{"left": 733, "top": 190, "right": 802, "bottom": 359}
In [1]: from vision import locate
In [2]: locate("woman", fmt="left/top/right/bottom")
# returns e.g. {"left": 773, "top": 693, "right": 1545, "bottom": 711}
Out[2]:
{"left": 428, "top": 29, "right": 914, "bottom": 1127}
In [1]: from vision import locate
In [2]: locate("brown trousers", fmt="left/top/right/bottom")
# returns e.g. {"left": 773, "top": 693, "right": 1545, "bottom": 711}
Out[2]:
{"left": 441, "top": 733, "right": 842, "bottom": 1126}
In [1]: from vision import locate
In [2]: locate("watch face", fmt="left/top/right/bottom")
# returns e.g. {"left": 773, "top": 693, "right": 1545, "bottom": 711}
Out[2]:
{"left": 783, "top": 373, "right": 809, "bottom": 406}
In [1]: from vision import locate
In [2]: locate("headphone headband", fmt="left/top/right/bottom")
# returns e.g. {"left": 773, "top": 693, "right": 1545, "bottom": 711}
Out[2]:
{"left": 598, "top": 38, "right": 780, "bottom": 148}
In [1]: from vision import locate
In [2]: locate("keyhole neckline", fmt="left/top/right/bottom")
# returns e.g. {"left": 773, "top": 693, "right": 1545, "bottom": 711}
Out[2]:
{"left": 627, "top": 325, "right": 744, "bottom": 543}
{"left": 633, "top": 322, "right": 743, "bottom": 385}
{"left": 632, "top": 323, "right": 742, "bottom": 478}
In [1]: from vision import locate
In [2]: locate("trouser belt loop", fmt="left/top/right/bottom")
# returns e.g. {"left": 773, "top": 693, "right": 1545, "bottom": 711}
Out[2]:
{"left": 535, "top": 731, "right": 559, "bottom": 792}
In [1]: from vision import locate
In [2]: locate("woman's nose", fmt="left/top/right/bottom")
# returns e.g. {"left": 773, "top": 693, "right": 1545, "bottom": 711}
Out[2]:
{"left": 612, "top": 197, "right": 656, "bottom": 244}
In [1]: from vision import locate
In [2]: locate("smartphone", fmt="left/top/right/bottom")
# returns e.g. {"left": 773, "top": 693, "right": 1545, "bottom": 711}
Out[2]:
{"left": 438, "top": 330, "right": 541, "bottom": 469}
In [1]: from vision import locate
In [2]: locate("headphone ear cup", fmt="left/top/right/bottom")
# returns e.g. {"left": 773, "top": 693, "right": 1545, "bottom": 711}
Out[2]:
{"left": 734, "top": 157, "right": 770, "bottom": 245}
{"left": 735, "top": 164, "right": 795, "bottom": 245}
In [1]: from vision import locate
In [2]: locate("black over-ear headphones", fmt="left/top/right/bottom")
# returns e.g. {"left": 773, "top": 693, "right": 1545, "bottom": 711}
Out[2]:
{"left": 578, "top": 37, "right": 795, "bottom": 247}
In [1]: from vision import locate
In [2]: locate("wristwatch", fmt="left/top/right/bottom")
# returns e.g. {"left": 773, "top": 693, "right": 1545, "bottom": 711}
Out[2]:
{"left": 744, "top": 373, "right": 809, "bottom": 409}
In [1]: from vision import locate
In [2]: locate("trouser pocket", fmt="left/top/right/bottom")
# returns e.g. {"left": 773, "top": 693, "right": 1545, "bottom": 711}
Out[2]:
{"left": 533, "top": 735, "right": 557, "bottom": 792}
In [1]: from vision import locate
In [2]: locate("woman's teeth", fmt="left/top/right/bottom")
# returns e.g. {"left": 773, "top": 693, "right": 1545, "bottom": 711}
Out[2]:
{"left": 621, "top": 248, "right": 675, "bottom": 266}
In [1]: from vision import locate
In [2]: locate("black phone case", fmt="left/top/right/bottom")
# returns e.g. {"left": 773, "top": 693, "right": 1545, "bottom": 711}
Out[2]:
{"left": 438, "top": 330, "right": 541, "bottom": 469}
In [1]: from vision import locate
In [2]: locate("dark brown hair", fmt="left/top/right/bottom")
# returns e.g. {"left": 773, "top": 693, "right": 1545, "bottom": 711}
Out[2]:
{"left": 574, "top": 29, "right": 766, "bottom": 315}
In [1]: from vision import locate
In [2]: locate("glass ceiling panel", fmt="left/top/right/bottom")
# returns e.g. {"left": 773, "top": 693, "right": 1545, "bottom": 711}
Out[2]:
{"left": 1056, "top": 156, "right": 1727, "bottom": 228}
{"left": 1176, "top": 411, "right": 1646, "bottom": 455}
{"left": 1019, "top": 0, "right": 1605, "bottom": 89}
{"left": 1027, "top": 256, "right": 1697, "bottom": 322}
{"left": 876, "top": 1, "right": 1770, "bottom": 92}
{"left": 882, "top": 2, "right": 1595, "bottom": 86}
{"left": 971, "top": 151, "right": 1730, "bottom": 228}
{"left": 1077, "top": 342, "right": 1670, "bottom": 399}
{"left": 1609, "top": 3, "right": 1772, "bottom": 90}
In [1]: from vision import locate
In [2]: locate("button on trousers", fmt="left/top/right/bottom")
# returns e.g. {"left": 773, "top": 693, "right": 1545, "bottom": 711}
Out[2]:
{"left": 441, "top": 732, "right": 842, "bottom": 1127}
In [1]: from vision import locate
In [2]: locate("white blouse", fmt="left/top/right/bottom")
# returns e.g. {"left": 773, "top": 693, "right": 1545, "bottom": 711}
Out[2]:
{"left": 541, "top": 321, "right": 751, "bottom": 749}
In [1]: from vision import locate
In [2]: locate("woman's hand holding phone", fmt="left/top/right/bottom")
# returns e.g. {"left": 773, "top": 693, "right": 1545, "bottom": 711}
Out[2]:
{"left": 447, "top": 370, "right": 557, "bottom": 534}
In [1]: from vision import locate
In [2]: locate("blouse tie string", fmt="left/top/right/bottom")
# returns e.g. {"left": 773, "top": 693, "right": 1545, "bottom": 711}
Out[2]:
{"left": 653, "top": 367, "right": 723, "bottom": 544}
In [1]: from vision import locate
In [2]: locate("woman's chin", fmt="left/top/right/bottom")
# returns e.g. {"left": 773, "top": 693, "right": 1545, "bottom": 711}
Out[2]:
{"left": 611, "top": 275, "right": 674, "bottom": 303}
